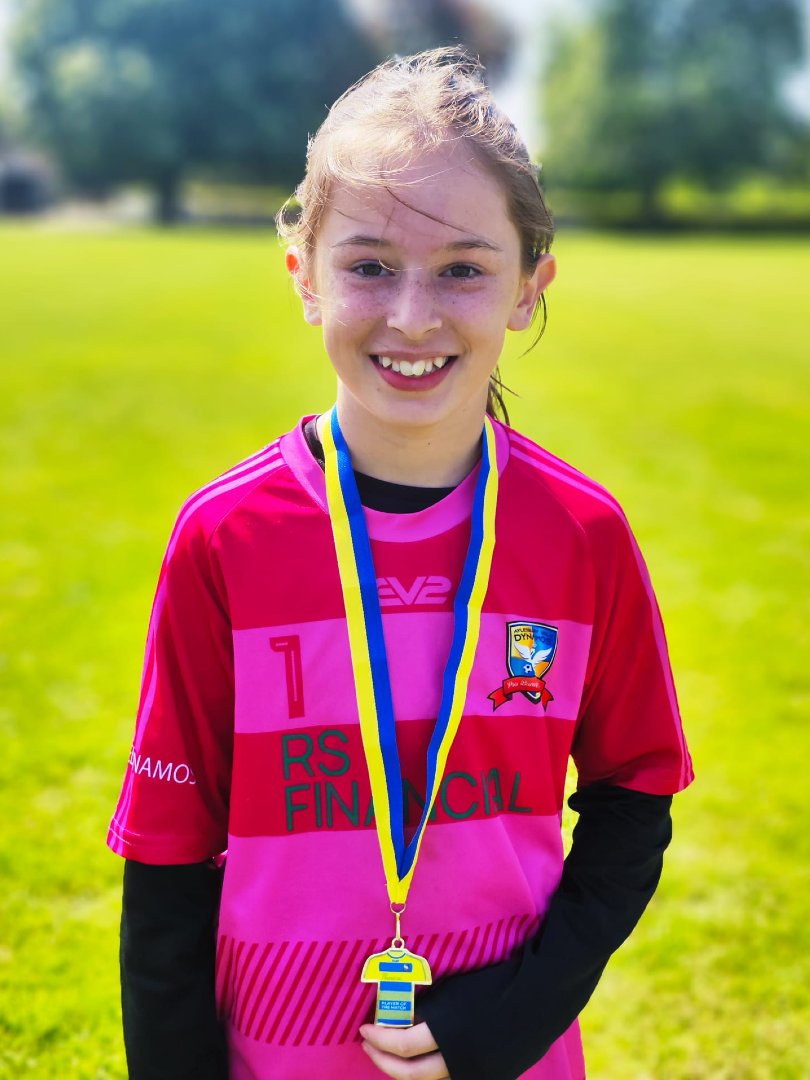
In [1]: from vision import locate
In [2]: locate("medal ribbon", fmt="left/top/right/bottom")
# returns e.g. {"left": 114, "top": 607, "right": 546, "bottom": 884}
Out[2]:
{"left": 322, "top": 408, "right": 498, "bottom": 905}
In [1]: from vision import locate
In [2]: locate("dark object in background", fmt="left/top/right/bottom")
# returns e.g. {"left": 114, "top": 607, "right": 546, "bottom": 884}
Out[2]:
{"left": 0, "top": 153, "right": 55, "bottom": 214}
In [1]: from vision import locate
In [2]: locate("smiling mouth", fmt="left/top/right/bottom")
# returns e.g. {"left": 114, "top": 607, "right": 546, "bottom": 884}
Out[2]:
{"left": 371, "top": 355, "right": 457, "bottom": 378}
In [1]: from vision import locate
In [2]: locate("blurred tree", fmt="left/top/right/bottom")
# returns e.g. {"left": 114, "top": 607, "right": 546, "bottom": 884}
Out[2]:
{"left": 350, "top": 0, "right": 512, "bottom": 80}
{"left": 11, "top": 0, "right": 380, "bottom": 221}
{"left": 542, "top": 0, "right": 806, "bottom": 223}
{"left": 0, "top": 95, "right": 13, "bottom": 155}
{"left": 0, "top": 104, "right": 12, "bottom": 157}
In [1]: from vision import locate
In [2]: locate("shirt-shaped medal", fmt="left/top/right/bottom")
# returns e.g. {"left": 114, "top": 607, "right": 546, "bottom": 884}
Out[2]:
{"left": 362, "top": 945, "right": 432, "bottom": 1027}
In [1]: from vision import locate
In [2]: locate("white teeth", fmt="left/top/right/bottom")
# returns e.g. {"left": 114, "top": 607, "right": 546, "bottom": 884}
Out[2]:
{"left": 377, "top": 355, "right": 451, "bottom": 377}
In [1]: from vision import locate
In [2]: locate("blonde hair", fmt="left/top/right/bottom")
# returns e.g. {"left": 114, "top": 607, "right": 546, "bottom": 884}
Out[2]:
{"left": 277, "top": 46, "right": 555, "bottom": 420}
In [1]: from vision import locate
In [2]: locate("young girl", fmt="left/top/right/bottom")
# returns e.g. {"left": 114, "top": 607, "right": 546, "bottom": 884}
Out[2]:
{"left": 109, "top": 48, "right": 693, "bottom": 1080}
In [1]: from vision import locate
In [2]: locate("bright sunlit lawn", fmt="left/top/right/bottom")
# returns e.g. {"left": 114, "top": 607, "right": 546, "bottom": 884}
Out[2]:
{"left": 1, "top": 224, "right": 808, "bottom": 1078}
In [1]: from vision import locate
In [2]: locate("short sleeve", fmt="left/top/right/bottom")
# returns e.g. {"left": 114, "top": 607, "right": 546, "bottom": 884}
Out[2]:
{"left": 107, "top": 503, "right": 234, "bottom": 863}
{"left": 572, "top": 506, "right": 693, "bottom": 795}
{"left": 362, "top": 954, "right": 380, "bottom": 980}
{"left": 413, "top": 956, "right": 432, "bottom": 984}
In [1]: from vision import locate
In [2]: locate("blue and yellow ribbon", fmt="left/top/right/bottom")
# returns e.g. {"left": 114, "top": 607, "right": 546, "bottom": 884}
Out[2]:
{"left": 322, "top": 409, "right": 498, "bottom": 905}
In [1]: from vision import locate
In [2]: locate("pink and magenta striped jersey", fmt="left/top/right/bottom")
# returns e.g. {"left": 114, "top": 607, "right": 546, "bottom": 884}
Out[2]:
{"left": 108, "top": 418, "right": 693, "bottom": 1079}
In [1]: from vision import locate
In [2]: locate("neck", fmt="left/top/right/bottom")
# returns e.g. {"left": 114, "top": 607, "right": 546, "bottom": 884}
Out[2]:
{"left": 320, "top": 395, "right": 489, "bottom": 487}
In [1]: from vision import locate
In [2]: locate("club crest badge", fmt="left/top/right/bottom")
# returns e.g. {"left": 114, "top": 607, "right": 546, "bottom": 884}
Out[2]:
{"left": 488, "top": 621, "right": 558, "bottom": 710}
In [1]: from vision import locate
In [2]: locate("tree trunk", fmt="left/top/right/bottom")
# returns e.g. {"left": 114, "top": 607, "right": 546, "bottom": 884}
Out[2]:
{"left": 637, "top": 182, "right": 662, "bottom": 228}
{"left": 153, "top": 173, "right": 183, "bottom": 225}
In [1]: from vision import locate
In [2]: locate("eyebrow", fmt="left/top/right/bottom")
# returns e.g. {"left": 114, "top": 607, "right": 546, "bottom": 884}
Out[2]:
{"left": 331, "top": 234, "right": 503, "bottom": 253}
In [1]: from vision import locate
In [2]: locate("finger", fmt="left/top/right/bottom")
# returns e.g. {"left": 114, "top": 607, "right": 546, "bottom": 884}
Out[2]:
{"left": 359, "top": 1021, "right": 439, "bottom": 1058}
{"left": 361, "top": 1040, "right": 449, "bottom": 1080}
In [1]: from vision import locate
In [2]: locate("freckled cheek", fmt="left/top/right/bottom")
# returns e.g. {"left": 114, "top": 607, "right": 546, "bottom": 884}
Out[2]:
{"left": 350, "top": 298, "right": 384, "bottom": 321}
{"left": 445, "top": 294, "right": 506, "bottom": 334}
{"left": 319, "top": 296, "right": 382, "bottom": 330}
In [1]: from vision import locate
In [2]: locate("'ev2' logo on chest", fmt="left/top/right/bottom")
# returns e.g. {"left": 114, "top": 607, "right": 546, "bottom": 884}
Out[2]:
{"left": 377, "top": 576, "right": 452, "bottom": 607}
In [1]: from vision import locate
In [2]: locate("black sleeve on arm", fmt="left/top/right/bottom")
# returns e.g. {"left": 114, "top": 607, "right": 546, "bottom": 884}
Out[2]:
{"left": 417, "top": 785, "right": 673, "bottom": 1080}
{"left": 121, "top": 860, "right": 229, "bottom": 1080}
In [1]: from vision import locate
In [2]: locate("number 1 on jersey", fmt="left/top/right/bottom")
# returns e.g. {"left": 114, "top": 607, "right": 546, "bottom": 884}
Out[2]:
{"left": 269, "top": 635, "right": 305, "bottom": 719}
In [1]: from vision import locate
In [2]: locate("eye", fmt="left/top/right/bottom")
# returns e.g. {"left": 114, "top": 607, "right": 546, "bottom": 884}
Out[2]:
{"left": 443, "top": 264, "right": 481, "bottom": 280}
{"left": 351, "top": 261, "right": 393, "bottom": 278}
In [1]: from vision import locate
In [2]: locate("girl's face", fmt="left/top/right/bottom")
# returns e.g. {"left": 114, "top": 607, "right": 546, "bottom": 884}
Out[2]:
{"left": 288, "top": 143, "right": 555, "bottom": 437}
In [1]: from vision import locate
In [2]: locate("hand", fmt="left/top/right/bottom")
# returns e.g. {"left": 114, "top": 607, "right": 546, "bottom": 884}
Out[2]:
{"left": 359, "top": 1021, "right": 450, "bottom": 1079}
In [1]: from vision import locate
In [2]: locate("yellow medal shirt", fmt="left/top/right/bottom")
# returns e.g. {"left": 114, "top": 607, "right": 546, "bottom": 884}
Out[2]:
{"left": 362, "top": 948, "right": 432, "bottom": 1026}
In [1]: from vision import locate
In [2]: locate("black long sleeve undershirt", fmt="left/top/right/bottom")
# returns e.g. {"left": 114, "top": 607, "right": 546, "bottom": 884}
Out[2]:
{"left": 120, "top": 439, "right": 674, "bottom": 1077}
{"left": 120, "top": 860, "right": 228, "bottom": 1080}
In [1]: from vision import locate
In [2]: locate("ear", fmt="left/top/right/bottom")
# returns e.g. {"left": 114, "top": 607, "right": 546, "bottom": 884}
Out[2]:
{"left": 286, "top": 247, "right": 322, "bottom": 326}
{"left": 507, "top": 254, "right": 556, "bottom": 332}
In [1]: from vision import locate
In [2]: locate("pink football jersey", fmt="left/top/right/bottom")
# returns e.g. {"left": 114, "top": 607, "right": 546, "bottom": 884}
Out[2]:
{"left": 109, "top": 418, "right": 692, "bottom": 1079}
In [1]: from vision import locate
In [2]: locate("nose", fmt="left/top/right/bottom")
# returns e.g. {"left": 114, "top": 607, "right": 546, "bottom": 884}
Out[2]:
{"left": 386, "top": 271, "right": 442, "bottom": 340}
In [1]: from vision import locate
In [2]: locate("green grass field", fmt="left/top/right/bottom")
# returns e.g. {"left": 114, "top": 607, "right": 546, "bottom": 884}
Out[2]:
{"left": 1, "top": 224, "right": 808, "bottom": 1078}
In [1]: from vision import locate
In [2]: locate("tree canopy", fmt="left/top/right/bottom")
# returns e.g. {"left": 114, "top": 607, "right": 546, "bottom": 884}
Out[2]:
{"left": 12, "top": 0, "right": 381, "bottom": 218}
{"left": 542, "top": 0, "right": 806, "bottom": 221}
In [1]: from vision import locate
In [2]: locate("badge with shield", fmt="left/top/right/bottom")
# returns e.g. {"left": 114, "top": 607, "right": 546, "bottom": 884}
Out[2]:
{"left": 489, "top": 621, "right": 558, "bottom": 710}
